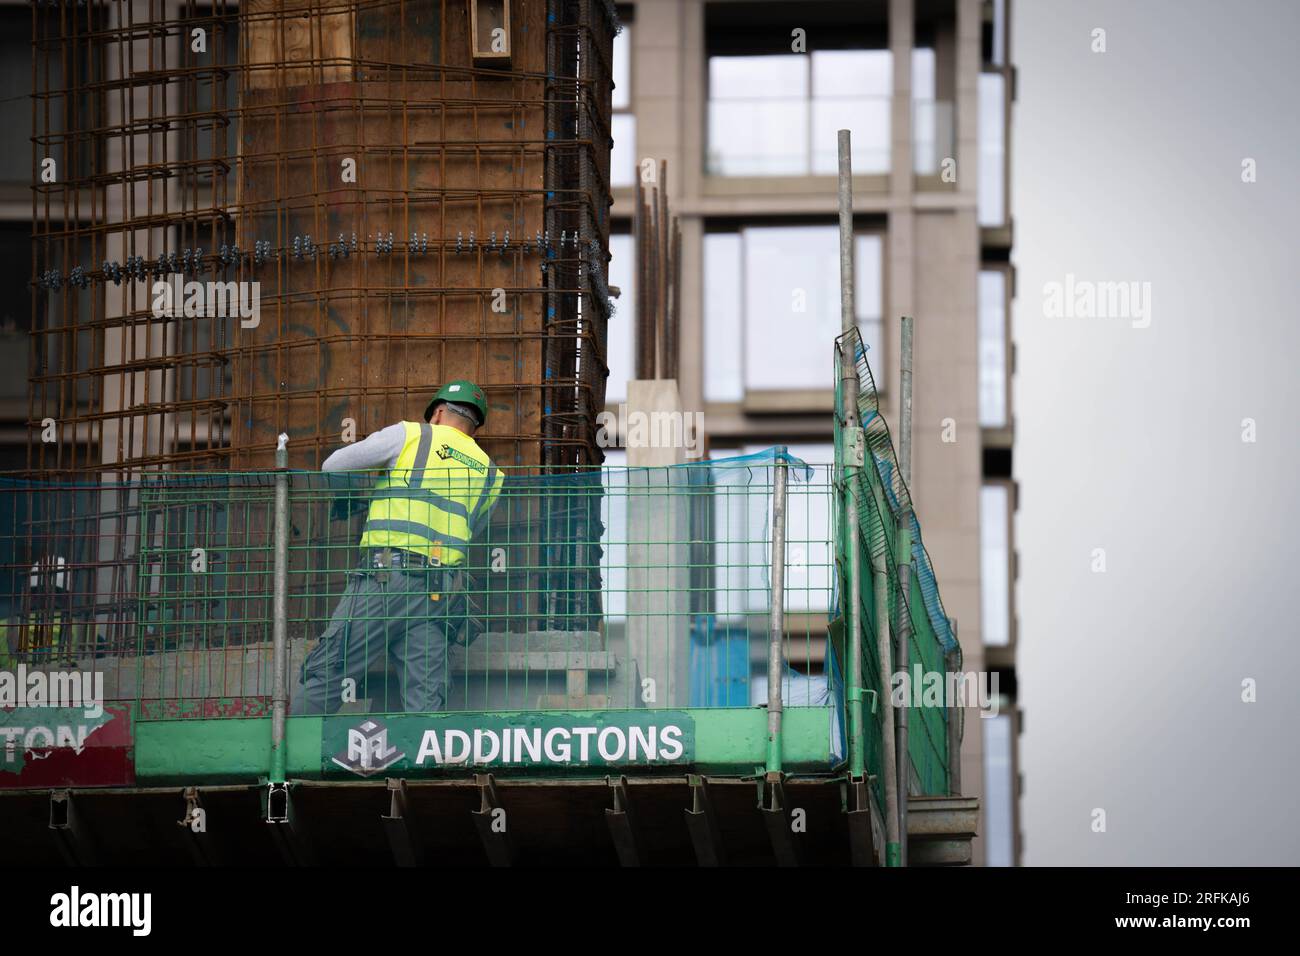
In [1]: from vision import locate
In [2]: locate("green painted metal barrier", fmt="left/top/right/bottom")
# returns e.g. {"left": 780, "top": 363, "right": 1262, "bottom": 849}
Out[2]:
{"left": 0, "top": 452, "right": 847, "bottom": 778}
{"left": 833, "top": 327, "right": 961, "bottom": 816}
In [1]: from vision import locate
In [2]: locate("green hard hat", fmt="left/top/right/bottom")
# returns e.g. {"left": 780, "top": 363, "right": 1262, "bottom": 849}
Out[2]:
{"left": 424, "top": 380, "right": 488, "bottom": 427}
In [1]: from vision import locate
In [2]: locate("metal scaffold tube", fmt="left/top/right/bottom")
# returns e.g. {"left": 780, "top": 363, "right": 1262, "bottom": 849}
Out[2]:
{"left": 837, "top": 130, "right": 866, "bottom": 786}
{"left": 896, "top": 313, "right": 914, "bottom": 865}
{"left": 947, "top": 622, "right": 963, "bottom": 797}
{"left": 766, "top": 451, "right": 788, "bottom": 775}
{"left": 270, "top": 433, "right": 289, "bottom": 785}
{"left": 873, "top": 548, "right": 901, "bottom": 867}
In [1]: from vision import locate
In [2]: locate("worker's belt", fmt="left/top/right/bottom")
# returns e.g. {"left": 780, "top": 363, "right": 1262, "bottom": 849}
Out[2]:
{"left": 362, "top": 547, "right": 441, "bottom": 571}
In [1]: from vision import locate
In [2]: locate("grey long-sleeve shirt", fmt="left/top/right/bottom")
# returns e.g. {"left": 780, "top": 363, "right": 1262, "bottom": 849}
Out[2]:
{"left": 320, "top": 423, "right": 408, "bottom": 472}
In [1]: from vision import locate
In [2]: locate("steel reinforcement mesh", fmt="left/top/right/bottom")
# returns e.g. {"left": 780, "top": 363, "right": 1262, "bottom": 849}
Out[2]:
{"left": 28, "top": 0, "right": 617, "bottom": 476}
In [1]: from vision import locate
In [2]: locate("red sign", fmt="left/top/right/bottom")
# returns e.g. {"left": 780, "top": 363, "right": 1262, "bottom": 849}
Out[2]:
{"left": 0, "top": 704, "right": 134, "bottom": 788}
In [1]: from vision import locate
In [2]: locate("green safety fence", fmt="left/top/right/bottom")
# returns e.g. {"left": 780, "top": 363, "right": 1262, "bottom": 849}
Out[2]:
{"left": 832, "top": 326, "right": 961, "bottom": 812}
{"left": 0, "top": 451, "right": 846, "bottom": 740}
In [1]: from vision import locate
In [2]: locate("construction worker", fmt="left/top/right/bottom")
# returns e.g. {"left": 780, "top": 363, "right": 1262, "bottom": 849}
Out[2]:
{"left": 292, "top": 381, "right": 504, "bottom": 715}
{"left": 22, "top": 557, "right": 73, "bottom": 665}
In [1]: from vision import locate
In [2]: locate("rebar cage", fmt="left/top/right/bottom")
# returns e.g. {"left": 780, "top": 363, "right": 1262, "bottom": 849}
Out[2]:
{"left": 29, "top": 0, "right": 617, "bottom": 475}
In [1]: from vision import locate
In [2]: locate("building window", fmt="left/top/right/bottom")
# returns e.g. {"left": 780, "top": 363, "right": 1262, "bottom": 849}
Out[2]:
{"left": 0, "top": 8, "right": 31, "bottom": 186}
{"left": 979, "top": 269, "right": 1008, "bottom": 427}
{"left": 710, "top": 443, "right": 834, "bottom": 618}
{"left": 604, "top": 231, "right": 635, "bottom": 404}
{"left": 980, "top": 482, "right": 1011, "bottom": 647}
{"left": 610, "top": 16, "right": 636, "bottom": 188}
{"left": 978, "top": 71, "right": 1007, "bottom": 227}
{"left": 703, "top": 223, "right": 884, "bottom": 402}
{"left": 912, "top": 47, "right": 956, "bottom": 177}
{"left": 855, "top": 233, "right": 885, "bottom": 390}
{"left": 599, "top": 448, "right": 628, "bottom": 618}
{"left": 702, "top": 232, "right": 742, "bottom": 402}
{"left": 983, "top": 709, "right": 1016, "bottom": 866}
{"left": 707, "top": 49, "right": 891, "bottom": 177}
{"left": 0, "top": 222, "right": 32, "bottom": 404}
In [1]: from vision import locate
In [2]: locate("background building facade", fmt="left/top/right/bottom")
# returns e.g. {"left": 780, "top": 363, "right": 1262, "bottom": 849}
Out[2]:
{"left": 602, "top": 0, "right": 1020, "bottom": 865}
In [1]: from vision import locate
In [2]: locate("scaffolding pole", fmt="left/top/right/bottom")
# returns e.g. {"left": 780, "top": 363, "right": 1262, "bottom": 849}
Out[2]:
{"left": 896, "top": 313, "right": 914, "bottom": 865}
{"left": 836, "top": 130, "right": 866, "bottom": 787}
{"left": 269, "top": 432, "right": 289, "bottom": 785}
{"left": 766, "top": 451, "right": 788, "bottom": 775}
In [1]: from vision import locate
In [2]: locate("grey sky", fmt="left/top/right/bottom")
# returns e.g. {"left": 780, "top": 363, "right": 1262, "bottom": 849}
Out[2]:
{"left": 1014, "top": 0, "right": 1300, "bottom": 864}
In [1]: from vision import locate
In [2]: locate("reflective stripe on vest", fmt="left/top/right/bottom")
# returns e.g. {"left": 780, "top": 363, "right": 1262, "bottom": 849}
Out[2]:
{"left": 470, "top": 461, "right": 499, "bottom": 532}
{"left": 359, "top": 422, "right": 492, "bottom": 565}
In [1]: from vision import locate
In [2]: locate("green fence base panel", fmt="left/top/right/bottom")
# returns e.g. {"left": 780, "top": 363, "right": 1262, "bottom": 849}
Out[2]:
{"left": 134, "top": 707, "right": 836, "bottom": 783}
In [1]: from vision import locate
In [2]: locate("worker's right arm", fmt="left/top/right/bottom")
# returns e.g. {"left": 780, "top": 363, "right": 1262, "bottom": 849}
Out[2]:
{"left": 321, "top": 423, "right": 406, "bottom": 472}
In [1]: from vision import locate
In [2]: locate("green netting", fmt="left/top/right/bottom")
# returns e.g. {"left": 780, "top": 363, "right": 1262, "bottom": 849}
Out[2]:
{"left": 831, "top": 326, "right": 958, "bottom": 810}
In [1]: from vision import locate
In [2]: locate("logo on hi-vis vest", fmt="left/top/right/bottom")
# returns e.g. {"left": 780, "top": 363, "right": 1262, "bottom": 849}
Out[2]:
{"left": 331, "top": 718, "right": 404, "bottom": 776}
{"left": 435, "top": 444, "right": 486, "bottom": 473}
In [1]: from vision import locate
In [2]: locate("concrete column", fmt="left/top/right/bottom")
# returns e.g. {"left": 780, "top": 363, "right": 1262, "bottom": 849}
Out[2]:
{"left": 675, "top": 216, "right": 705, "bottom": 415}
{"left": 886, "top": 0, "right": 916, "bottom": 432}
{"left": 624, "top": 378, "right": 692, "bottom": 708}
{"left": 956, "top": 0, "right": 981, "bottom": 205}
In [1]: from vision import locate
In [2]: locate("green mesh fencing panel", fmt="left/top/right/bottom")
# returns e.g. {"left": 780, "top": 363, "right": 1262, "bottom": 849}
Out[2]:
{"left": 832, "top": 327, "right": 958, "bottom": 809}
{"left": 0, "top": 451, "right": 844, "bottom": 737}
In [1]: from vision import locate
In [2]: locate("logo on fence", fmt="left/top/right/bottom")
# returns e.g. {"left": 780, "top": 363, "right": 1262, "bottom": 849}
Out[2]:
{"left": 322, "top": 712, "right": 697, "bottom": 774}
{"left": 331, "top": 718, "right": 404, "bottom": 776}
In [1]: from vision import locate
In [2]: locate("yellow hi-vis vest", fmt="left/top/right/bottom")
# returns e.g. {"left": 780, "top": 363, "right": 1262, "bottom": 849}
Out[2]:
{"left": 359, "top": 421, "right": 503, "bottom": 566}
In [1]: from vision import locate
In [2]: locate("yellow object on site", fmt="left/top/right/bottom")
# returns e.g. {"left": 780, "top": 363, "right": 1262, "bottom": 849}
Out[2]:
{"left": 359, "top": 421, "right": 503, "bottom": 566}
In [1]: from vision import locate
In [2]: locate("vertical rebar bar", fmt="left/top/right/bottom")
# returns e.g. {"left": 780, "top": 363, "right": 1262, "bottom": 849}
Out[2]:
{"left": 766, "top": 450, "right": 788, "bottom": 775}
{"left": 270, "top": 432, "right": 289, "bottom": 784}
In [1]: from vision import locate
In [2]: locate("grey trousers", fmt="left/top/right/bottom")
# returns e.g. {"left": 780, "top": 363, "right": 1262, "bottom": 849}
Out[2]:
{"left": 291, "top": 567, "right": 466, "bottom": 715}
